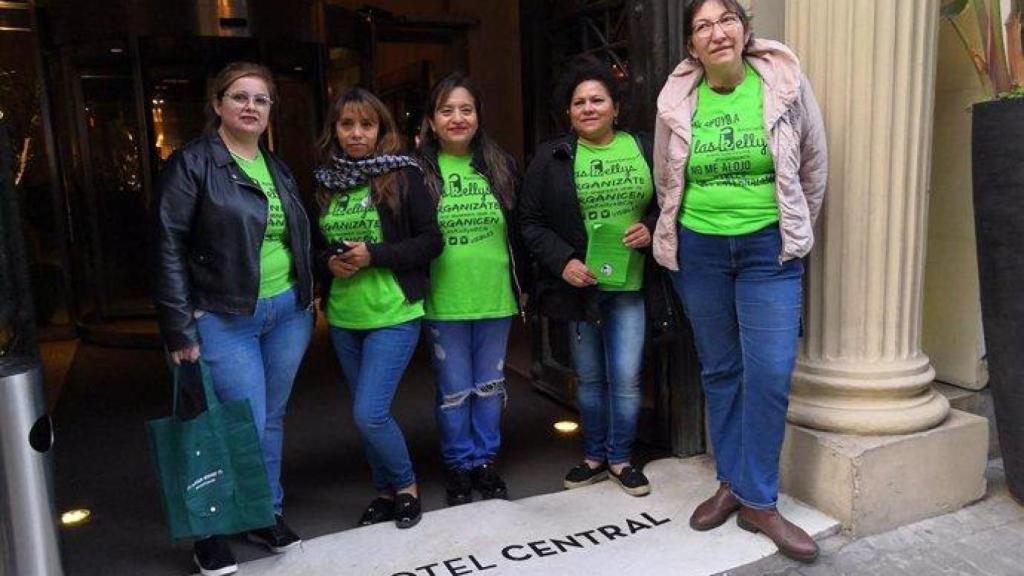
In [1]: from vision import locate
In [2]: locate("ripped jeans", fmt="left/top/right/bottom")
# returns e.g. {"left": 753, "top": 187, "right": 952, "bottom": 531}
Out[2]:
{"left": 426, "top": 317, "right": 513, "bottom": 470}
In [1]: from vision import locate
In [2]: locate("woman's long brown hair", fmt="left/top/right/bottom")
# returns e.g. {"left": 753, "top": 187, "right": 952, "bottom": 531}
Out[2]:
{"left": 315, "top": 88, "right": 405, "bottom": 213}
{"left": 417, "top": 73, "right": 515, "bottom": 210}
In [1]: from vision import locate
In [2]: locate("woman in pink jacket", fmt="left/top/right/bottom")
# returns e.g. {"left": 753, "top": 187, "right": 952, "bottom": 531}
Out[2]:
{"left": 653, "top": 0, "right": 827, "bottom": 563}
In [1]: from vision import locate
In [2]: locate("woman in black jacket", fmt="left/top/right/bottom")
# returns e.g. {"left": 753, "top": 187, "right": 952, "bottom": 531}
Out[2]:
{"left": 519, "top": 56, "right": 658, "bottom": 497}
{"left": 153, "top": 61, "right": 313, "bottom": 575}
{"left": 313, "top": 88, "right": 442, "bottom": 530}
{"left": 415, "top": 72, "right": 527, "bottom": 507}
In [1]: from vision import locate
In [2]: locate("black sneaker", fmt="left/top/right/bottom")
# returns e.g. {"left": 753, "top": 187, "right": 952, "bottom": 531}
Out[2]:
{"left": 610, "top": 464, "right": 651, "bottom": 497}
{"left": 193, "top": 536, "right": 237, "bottom": 576}
{"left": 445, "top": 467, "right": 474, "bottom": 506}
{"left": 394, "top": 492, "right": 422, "bottom": 529}
{"left": 247, "top": 514, "right": 301, "bottom": 553}
{"left": 563, "top": 461, "right": 609, "bottom": 489}
{"left": 357, "top": 496, "right": 395, "bottom": 527}
{"left": 471, "top": 462, "right": 509, "bottom": 500}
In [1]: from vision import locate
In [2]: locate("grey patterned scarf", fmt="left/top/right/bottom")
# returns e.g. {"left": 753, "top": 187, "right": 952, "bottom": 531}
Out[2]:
{"left": 314, "top": 153, "right": 420, "bottom": 191}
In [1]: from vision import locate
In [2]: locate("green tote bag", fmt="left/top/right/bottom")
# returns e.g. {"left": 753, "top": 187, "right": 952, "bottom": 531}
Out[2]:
{"left": 147, "top": 361, "right": 275, "bottom": 540}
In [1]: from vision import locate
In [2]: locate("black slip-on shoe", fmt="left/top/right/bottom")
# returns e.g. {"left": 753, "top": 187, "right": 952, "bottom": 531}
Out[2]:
{"left": 563, "top": 461, "right": 609, "bottom": 489}
{"left": 394, "top": 492, "right": 422, "bottom": 529}
{"left": 609, "top": 464, "right": 651, "bottom": 497}
{"left": 357, "top": 496, "right": 395, "bottom": 527}
{"left": 247, "top": 514, "right": 302, "bottom": 553}
{"left": 193, "top": 536, "right": 237, "bottom": 576}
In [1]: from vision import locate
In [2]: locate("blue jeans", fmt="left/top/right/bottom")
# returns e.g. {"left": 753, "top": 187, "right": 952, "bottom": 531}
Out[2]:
{"left": 669, "top": 224, "right": 803, "bottom": 509}
{"left": 569, "top": 291, "right": 646, "bottom": 466}
{"left": 195, "top": 286, "right": 313, "bottom": 513}
{"left": 330, "top": 320, "right": 420, "bottom": 491}
{"left": 426, "top": 317, "right": 513, "bottom": 470}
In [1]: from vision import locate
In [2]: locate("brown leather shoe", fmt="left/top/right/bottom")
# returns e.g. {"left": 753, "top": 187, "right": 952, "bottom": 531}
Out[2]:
{"left": 689, "top": 483, "right": 741, "bottom": 531}
{"left": 737, "top": 506, "right": 819, "bottom": 563}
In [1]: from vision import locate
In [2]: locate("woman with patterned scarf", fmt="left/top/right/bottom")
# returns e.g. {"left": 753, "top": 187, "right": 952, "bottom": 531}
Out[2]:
{"left": 313, "top": 87, "right": 442, "bottom": 530}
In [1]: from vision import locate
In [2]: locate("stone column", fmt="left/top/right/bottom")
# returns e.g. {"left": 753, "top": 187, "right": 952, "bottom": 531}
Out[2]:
{"left": 785, "top": 0, "right": 949, "bottom": 434}
{"left": 776, "top": 0, "right": 988, "bottom": 536}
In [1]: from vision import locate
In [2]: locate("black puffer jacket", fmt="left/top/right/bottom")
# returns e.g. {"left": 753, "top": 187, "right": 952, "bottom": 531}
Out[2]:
{"left": 518, "top": 131, "right": 659, "bottom": 323}
{"left": 416, "top": 141, "right": 532, "bottom": 314}
{"left": 153, "top": 131, "right": 314, "bottom": 351}
{"left": 313, "top": 166, "right": 443, "bottom": 308}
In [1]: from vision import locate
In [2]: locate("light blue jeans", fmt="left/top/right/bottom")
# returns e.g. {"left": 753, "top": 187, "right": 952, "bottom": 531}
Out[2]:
{"left": 669, "top": 224, "right": 803, "bottom": 509}
{"left": 195, "top": 286, "right": 313, "bottom": 513}
{"left": 426, "top": 317, "right": 513, "bottom": 471}
{"left": 569, "top": 291, "right": 646, "bottom": 466}
{"left": 330, "top": 320, "right": 420, "bottom": 492}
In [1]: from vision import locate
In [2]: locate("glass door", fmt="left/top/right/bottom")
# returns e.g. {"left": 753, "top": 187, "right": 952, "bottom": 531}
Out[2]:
{"left": 59, "top": 42, "right": 151, "bottom": 338}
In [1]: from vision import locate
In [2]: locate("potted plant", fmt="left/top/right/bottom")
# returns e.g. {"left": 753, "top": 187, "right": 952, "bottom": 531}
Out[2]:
{"left": 942, "top": 0, "right": 1024, "bottom": 503}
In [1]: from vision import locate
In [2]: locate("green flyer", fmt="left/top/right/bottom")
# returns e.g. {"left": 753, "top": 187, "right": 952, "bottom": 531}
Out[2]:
{"left": 585, "top": 222, "right": 634, "bottom": 287}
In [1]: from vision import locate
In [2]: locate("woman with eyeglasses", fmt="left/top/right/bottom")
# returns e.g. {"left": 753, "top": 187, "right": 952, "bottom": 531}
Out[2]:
{"left": 652, "top": 0, "right": 827, "bottom": 562}
{"left": 154, "top": 61, "right": 314, "bottom": 576}
{"left": 313, "top": 88, "right": 442, "bottom": 530}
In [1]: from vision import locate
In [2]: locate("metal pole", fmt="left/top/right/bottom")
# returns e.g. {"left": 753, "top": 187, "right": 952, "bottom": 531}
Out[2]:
{"left": 0, "top": 359, "right": 63, "bottom": 576}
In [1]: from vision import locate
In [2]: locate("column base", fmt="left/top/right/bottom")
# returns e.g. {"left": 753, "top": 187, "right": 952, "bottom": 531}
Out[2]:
{"left": 779, "top": 409, "right": 988, "bottom": 536}
{"left": 789, "top": 356, "right": 950, "bottom": 434}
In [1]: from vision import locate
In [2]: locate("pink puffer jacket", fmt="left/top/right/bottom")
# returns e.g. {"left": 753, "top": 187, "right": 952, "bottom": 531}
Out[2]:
{"left": 652, "top": 38, "right": 827, "bottom": 270}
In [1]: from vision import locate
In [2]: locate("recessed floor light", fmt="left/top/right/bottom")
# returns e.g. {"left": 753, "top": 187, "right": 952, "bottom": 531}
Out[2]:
{"left": 61, "top": 509, "right": 91, "bottom": 526}
{"left": 554, "top": 420, "right": 579, "bottom": 434}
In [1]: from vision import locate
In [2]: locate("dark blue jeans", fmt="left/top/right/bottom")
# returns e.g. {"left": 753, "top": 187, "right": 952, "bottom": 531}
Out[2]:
{"left": 426, "top": 317, "right": 513, "bottom": 470}
{"left": 330, "top": 320, "right": 420, "bottom": 492}
{"left": 570, "top": 291, "right": 646, "bottom": 466}
{"left": 195, "top": 286, "right": 313, "bottom": 513}
{"left": 669, "top": 224, "right": 803, "bottom": 509}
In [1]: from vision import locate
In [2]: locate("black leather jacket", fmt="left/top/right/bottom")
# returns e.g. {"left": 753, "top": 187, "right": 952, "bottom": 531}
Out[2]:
{"left": 153, "top": 131, "right": 314, "bottom": 351}
{"left": 519, "top": 131, "right": 658, "bottom": 323}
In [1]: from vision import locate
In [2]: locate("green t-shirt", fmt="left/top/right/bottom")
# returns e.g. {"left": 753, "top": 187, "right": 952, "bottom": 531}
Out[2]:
{"left": 681, "top": 63, "right": 779, "bottom": 236}
{"left": 574, "top": 131, "right": 653, "bottom": 292}
{"left": 425, "top": 153, "right": 517, "bottom": 320}
{"left": 319, "top": 185, "right": 424, "bottom": 329}
{"left": 232, "top": 152, "right": 294, "bottom": 298}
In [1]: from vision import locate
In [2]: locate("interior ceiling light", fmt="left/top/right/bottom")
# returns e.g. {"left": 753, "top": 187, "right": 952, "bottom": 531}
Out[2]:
{"left": 554, "top": 420, "right": 579, "bottom": 434}
{"left": 60, "top": 509, "right": 92, "bottom": 527}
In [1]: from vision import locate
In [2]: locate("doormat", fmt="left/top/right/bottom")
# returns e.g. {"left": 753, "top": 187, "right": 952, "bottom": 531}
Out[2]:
{"left": 238, "top": 456, "right": 839, "bottom": 576}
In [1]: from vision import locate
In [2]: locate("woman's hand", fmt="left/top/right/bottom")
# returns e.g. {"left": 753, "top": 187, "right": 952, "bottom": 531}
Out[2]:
{"left": 339, "top": 241, "right": 372, "bottom": 269}
{"left": 562, "top": 258, "right": 598, "bottom": 288}
{"left": 329, "top": 255, "right": 359, "bottom": 278}
{"left": 623, "top": 223, "right": 652, "bottom": 249}
{"left": 170, "top": 345, "right": 200, "bottom": 365}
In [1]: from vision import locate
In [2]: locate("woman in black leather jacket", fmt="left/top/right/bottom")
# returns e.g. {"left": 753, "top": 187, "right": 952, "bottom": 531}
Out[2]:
{"left": 153, "top": 62, "right": 313, "bottom": 576}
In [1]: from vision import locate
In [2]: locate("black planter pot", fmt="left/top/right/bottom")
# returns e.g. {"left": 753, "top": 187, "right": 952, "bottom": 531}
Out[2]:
{"left": 972, "top": 97, "right": 1024, "bottom": 503}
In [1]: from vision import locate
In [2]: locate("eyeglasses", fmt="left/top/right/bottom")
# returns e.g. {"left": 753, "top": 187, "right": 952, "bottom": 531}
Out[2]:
{"left": 692, "top": 12, "right": 742, "bottom": 39}
{"left": 222, "top": 91, "right": 274, "bottom": 109}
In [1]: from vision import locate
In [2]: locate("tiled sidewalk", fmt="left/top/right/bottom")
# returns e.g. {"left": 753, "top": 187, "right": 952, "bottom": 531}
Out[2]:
{"left": 720, "top": 459, "right": 1024, "bottom": 576}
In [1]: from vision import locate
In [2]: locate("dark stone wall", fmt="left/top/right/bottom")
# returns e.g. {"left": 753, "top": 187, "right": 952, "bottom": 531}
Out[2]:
{"left": 0, "top": 117, "right": 39, "bottom": 358}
